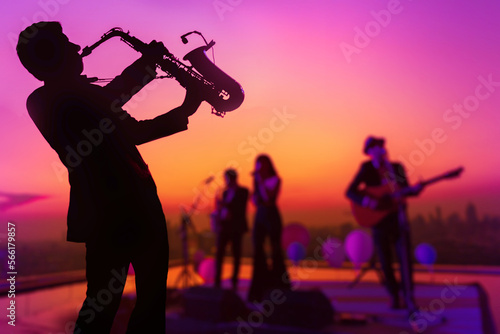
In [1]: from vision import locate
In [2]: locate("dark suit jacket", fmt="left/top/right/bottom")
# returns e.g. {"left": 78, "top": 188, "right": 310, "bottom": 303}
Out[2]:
{"left": 346, "top": 160, "right": 410, "bottom": 206}
{"left": 26, "top": 57, "right": 188, "bottom": 243}
{"left": 220, "top": 186, "right": 249, "bottom": 234}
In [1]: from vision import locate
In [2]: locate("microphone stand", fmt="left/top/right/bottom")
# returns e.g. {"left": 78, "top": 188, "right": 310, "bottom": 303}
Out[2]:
{"left": 174, "top": 177, "right": 213, "bottom": 289}
{"left": 174, "top": 204, "right": 199, "bottom": 289}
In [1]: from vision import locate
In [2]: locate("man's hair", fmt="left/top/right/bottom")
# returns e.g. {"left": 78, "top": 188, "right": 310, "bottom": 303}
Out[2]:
{"left": 16, "top": 21, "right": 66, "bottom": 81}
{"left": 224, "top": 168, "right": 238, "bottom": 181}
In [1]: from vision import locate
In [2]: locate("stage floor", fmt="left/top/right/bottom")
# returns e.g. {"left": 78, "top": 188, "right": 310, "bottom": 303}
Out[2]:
{"left": 0, "top": 263, "right": 497, "bottom": 334}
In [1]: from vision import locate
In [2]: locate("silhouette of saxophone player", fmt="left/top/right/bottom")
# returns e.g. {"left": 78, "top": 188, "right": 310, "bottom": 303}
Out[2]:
{"left": 17, "top": 22, "right": 203, "bottom": 333}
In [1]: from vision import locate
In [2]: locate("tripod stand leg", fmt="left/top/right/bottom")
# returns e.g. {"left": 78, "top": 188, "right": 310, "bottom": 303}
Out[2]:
{"left": 347, "top": 255, "right": 383, "bottom": 289}
{"left": 174, "top": 212, "right": 202, "bottom": 289}
{"left": 175, "top": 266, "right": 200, "bottom": 289}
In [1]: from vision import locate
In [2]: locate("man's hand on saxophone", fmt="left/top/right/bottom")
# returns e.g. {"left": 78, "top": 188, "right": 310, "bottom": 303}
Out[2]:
{"left": 179, "top": 83, "right": 204, "bottom": 117}
{"left": 141, "top": 40, "right": 169, "bottom": 65}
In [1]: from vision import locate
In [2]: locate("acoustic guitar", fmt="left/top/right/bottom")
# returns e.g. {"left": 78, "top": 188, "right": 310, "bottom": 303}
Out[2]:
{"left": 350, "top": 167, "right": 464, "bottom": 228}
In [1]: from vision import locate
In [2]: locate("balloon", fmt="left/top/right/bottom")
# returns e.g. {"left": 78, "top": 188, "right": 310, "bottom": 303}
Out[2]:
{"left": 287, "top": 242, "right": 306, "bottom": 265}
{"left": 198, "top": 258, "right": 216, "bottom": 284}
{"left": 415, "top": 243, "right": 437, "bottom": 266}
{"left": 321, "top": 237, "right": 345, "bottom": 268}
{"left": 344, "top": 230, "right": 373, "bottom": 267}
{"left": 282, "top": 222, "right": 310, "bottom": 250}
{"left": 192, "top": 250, "right": 206, "bottom": 273}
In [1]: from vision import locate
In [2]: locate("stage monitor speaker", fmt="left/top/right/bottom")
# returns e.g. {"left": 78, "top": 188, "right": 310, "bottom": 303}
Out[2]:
{"left": 182, "top": 286, "right": 249, "bottom": 322}
{"left": 264, "top": 289, "right": 334, "bottom": 330}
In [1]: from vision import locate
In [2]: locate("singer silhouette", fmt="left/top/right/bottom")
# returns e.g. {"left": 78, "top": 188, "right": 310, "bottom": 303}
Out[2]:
{"left": 248, "top": 154, "right": 291, "bottom": 302}
{"left": 17, "top": 21, "right": 203, "bottom": 333}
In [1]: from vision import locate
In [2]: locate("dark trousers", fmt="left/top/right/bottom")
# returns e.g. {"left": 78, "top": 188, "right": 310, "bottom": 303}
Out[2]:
{"left": 74, "top": 229, "right": 169, "bottom": 334}
{"left": 248, "top": 206, "right": 290, "bottom": 302}
{"left": 372, "top": 211, "right": 414, "bottom": 305}
{"left": 214, "top": 230, "right": 243, "bottom": 289}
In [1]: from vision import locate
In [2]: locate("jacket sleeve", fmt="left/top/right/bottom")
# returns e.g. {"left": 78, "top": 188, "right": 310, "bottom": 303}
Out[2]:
{"left": 119, "top": 110, "right": 189, "bottom": 145}
{"left": 393, "top": 163, "right": 421, "bottom": 196}
{"left": 103, "top": 57, "right": 157, "bottom": 108}
{"left": 345, "top": 164, "right": 367, "bottom": 206}
{"left": 102, "top": 57, "right": 190, "bottom": 145}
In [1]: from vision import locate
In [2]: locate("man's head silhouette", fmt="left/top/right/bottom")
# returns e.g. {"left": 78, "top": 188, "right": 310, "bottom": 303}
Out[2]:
{"left": 17, "top": 21, "right": 83, "bottom": 82}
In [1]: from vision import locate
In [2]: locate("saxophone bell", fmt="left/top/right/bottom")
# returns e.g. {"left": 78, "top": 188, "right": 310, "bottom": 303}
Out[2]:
{"left": 81, "top": 28, "right": 244, "bottom": 117}
{"left": 182, "top": 41, "right": 244, "bottom": 116}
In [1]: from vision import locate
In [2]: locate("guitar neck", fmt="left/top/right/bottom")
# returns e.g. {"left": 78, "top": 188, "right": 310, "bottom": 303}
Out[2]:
{"left": 352, "top": 167, "right": 463, "bottom": 228}
{"left": 421, "top": 175, "right": 448, "bottom": 187}
{"left": 399, "top": 167, "right": 463, "bottom": 196}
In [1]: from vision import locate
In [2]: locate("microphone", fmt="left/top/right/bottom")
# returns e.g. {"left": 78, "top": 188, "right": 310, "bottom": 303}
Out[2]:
{"left": 180, "top": 31, "right": 197, "bottom": 44}
{"left": 180, "top": 31, "right": 209, "bottom": 46}
{"left": 204, "top": 175, "right": 215, "bottom": 184}
{"left": 181, "top": 34, "right": 190, "bottom": 44}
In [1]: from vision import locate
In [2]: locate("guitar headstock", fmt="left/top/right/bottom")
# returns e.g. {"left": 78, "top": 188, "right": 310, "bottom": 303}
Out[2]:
{"left": 444, "top": 167, "right": 464, "bottom": 179}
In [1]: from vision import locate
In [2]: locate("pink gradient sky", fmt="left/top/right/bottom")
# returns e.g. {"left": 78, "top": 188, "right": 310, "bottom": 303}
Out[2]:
{"left": 2, "top": 0, "right": 500, "bottom": 240}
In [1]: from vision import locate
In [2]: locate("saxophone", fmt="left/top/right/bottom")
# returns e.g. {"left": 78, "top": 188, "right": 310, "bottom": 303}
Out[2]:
{"left": 81, "top": 27, "right": 244, "bottom": 117}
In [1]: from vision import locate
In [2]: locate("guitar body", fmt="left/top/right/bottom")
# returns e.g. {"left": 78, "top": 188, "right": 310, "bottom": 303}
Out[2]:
{"left": 350, "top": 167, "right": 463, "bottom": 228}
{"left": 350, "top": 184, "right": 405, "bottom": 228}
{"left": 210, "top": 203, "right": 231, "bottom": 234}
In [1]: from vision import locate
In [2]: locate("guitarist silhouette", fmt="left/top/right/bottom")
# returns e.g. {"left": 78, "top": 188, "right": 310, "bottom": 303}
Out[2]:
{"left": 346, "top": 136, "right": 423, "bottom": 314}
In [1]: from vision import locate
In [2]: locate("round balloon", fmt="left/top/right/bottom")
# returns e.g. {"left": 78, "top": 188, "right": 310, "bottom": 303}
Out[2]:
{"left": 198, "top": 258, "right": 216, "bottom": 284}
{"left": 287, "top": 241, "right": 306, "bottom": 265}
{"left": 282, "top": 223, "right": 310, "bottom": 250}
{"left": 192, "top": 249, "right": 206, "bottom": 273}
{"left": 414, "top": 243, "right": 437, "bottom": 266}
{"left": 344, "top": 230, "right": 373, "bottom": 266}
{"left": 321, "top": 237, "right": 345, "bottom": 268}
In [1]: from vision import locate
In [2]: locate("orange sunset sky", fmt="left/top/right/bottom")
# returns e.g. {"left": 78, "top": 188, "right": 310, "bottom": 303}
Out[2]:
{"left": 1, "top": 0, "right": 500, "bottom": 241}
